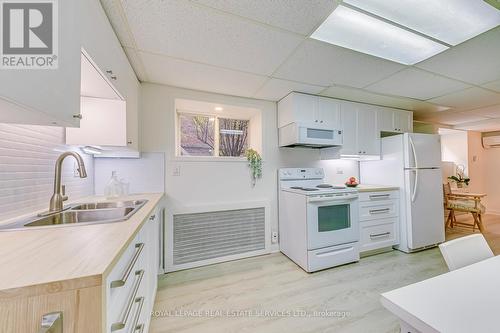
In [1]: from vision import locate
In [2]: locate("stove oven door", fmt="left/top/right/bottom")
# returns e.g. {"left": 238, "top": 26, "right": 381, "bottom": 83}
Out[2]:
{"left": 306, "top": 194, "right": 359, "bottom": 250}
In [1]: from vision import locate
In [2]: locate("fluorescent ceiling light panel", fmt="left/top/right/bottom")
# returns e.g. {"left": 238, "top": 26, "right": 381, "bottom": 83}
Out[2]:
{"left": 311, "top": 5, "right": 448, "bottom": 65}
{"left": 344, "top": 0, "right": 500, "bottom": 46}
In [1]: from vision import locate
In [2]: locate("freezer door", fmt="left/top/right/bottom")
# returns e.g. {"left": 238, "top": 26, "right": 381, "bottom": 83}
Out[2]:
{"left": 405, "top": 168, "right": 445, "bottom": 249}
{"left": 404, "top": 133, "right": 442, "bottom": 169}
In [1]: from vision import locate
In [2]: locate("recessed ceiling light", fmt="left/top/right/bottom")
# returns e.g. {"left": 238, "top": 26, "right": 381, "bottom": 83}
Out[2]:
{"left": 344, "top": 0, "right": 500, "bottom": 46}
{"left": 310, "top": 5, "right": 448, "bottom": 65}
{"left": 214, "top": 107, "right": 224, "bottom": 111}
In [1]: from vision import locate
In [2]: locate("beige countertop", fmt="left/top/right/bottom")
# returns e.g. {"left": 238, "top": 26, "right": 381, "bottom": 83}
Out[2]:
{"left": 356, "top": 184, "right": 400, "bottom": 192}
{"left": 0, "top": 193, "right": 163, "bottom": 297}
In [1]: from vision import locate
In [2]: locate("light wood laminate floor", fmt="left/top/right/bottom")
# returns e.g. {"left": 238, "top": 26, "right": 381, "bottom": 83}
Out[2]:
{"left": 151, "top": 249, "right": 447, "bottom": 333}
{"left": 445, "top": 213, "right": 500, "bottom": 255}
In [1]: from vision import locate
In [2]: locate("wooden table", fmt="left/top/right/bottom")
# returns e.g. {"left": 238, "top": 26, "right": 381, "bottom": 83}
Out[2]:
{"left": 381, "top": 255, "right": 500, "bottom": 333}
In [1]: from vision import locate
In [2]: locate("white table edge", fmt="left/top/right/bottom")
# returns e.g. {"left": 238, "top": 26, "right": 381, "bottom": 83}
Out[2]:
{"left": 380, "top": 295, "right": 440, "bottom": 333}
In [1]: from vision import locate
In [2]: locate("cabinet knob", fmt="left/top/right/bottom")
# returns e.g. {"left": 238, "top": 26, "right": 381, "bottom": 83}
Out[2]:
{"left": 127, "top": 140, "right": 133, "bottom": 145}
{"left": 106, "top": 70, "right": 113, "bottom": 74}
{"left": 110, "top": 75, "right": 117, "bottom": 80}
{"left": 320, "top": 120, "right": 323, "bottom": 123}
{"left": 73, "top": 114, "right": 82, "bottom": 119}
{"left": 315, "top": 120, "right": 318, "bottom": 123}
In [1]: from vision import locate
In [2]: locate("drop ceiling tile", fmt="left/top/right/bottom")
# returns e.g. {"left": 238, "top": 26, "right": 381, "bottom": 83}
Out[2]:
{"left": 428, "top": 87, "right": 500, "bottom": 110}
{"left": 253, "top": 78, "right": 325, "bottom": 101}
{"left": 320, "top": 85, "right": 449, "bottom": 112}
{"left": 100, "top": 0, "right": 135, "bottom": 47}
{"left": 416, "top": 27, "right": 500, "bottom": 85}
{"left": 122, "top": 0, "right": 303, "bottom": 76}
{"left": 139, "top": 52, "right": 268, "bottom": 98}
{"left": 365, "top": 68, "right": 470, "bottom": 100}
{"left": 462, "top": 104, "right": 500, "bottom": 118}
{"left": 483, "top": 79, "right": 500, "bottom": 93}
{"left": 191, "top": 0, "right": 337, "bottom": 35}
{"left": 274, "top": 40, "right": 404, "bottom": 88}
{"left": 454, "top": 119, "right": 500, "bottom": 132}
{"left": 418, "top": 111, "right": 489, "bottom": 126}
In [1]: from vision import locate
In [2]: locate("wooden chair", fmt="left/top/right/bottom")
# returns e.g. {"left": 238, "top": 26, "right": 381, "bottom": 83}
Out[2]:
{"left": 443, "top": 183, "right": 486, "bottom": 233}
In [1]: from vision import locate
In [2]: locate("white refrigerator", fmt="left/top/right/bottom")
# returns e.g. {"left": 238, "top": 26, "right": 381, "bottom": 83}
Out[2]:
{"left": 360, "top": 133, "right": 445, "bottom": 253}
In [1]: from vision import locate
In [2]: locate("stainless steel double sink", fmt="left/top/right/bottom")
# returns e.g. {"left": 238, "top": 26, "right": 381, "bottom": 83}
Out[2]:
{"left": 0, "top": 200, "right": 148, "bottom": 231}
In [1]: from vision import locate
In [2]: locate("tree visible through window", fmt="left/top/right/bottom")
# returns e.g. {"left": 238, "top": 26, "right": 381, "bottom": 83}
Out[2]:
{"left": 179, "top": 113, "right": 249, "bottom": 157}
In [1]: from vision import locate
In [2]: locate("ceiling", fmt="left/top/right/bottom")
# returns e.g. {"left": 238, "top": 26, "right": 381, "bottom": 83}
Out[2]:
{"left": 100, "top": 0, "right": 500, "bottom": 132}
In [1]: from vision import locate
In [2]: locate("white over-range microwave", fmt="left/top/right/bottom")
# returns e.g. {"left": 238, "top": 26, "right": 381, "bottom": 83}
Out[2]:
{"left": 279, "top": 122, "right": 343, "bottom": 148}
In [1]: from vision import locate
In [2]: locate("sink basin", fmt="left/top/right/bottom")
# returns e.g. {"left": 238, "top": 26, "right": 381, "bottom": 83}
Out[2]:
{"left": 0, "top": 199, "right": 149, "bottom": 231}
{"left": 71, "top": 200, "right": 147, "bottom": 210}
{"left": 24, "top": 208, "right": 135, "bottom": 227}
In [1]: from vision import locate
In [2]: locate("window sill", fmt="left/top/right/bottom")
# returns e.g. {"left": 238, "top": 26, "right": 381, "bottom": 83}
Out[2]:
{"left": 173, "top": 156, "right": 248, "bottom": 163}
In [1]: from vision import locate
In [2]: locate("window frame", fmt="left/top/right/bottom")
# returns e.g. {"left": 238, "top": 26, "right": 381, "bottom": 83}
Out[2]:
{"left": 176, "top": 110, "right": 252, "bottom": 160}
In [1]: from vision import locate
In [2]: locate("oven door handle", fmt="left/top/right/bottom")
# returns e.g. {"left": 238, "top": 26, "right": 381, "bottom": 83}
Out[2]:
{"left": 308, "top": 194, "right": 358, "bottom": 203}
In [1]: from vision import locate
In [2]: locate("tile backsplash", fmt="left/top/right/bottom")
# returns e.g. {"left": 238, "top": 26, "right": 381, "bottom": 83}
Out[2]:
{"left": 0, "top": 123, "right": 94, "bottom": 221}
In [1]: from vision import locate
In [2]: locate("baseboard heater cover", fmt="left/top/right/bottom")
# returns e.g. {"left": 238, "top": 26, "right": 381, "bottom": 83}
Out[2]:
{"left": 173, "top": 207, "right": 265, "bottom": 265}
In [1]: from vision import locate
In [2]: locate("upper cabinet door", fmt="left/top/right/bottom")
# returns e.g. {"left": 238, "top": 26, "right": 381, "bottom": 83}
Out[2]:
{"left": 394, "top": 111, "right": 413, "bottom": 133}
{"left": 339, "top": 101, "right": 358, "bottom": 156}
{"left": 357, "top": 104, "right": 380, "bottom": 156}
{"left": 278, "top": 92, "right": 318, "bottom": 127}
{"left": 376, "top": 107, "right": 395, "bottom": 133}
{"left": 0, "top": 0, "right": 81, "bottom": 127}
{"left": 318, "top": 97, "right": 341, "bottom": 128}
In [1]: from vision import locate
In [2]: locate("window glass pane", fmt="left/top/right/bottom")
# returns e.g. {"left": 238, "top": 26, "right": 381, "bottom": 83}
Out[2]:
{"left": 318, "top": 205, "right": 350, "bottom": 232}
{"left": 179, "top": 114, "right": 215, "bottom": 156}
{"left": 218, "top": 118, "right": 249, "bottom": 157}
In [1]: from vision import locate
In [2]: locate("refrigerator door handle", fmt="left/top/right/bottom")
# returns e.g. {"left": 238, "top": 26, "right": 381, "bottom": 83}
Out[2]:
{"left": 408, "top": 135, "right": 418, "bottom": 169}
{"left": 411, "top": 169, "right": 418, "bottom": 202}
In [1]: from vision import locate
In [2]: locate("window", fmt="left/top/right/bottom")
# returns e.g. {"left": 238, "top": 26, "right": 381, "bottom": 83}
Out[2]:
{"left": 176, "top": 99, "right": 261, "bottom": 159}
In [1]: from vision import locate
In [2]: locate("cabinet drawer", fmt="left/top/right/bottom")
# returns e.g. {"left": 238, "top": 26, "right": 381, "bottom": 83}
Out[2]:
{"left": 106, "top": 232, "right": 147, "bottom": 331}
{"left": 360, "top": 219, "right": 398, "bottom": 252}
{"left": 359, "top": 200, "right": 398, "bottom": 221}
{"left": 359, "top": 190, "right": 399, "bottom": 202}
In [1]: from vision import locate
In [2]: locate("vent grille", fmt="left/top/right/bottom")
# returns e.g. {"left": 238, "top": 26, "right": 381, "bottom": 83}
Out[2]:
{"left": 173, "top": 207, "right": 265, "bottom": 265}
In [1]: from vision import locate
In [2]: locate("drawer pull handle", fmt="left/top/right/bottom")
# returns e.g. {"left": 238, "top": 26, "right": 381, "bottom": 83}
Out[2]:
{"left": 369, "top": 208, "right": 390, "bottom": 214}
{"left": 131, "top": 297, "right": 145, "bottom": 333}
{"left": 111, "top": 243, "right": 144, "bottom": 288}
{"left": 111, "top": 270, "right": 144, "bottom": 331}
{"left": 149, "top": 214, "right": 156, "bottom": 221}
{"left": 370, "top": 232, "right": 391, "bottom": 239}
{"left": 369, "top": 194, "right": 390, "bottom": 200}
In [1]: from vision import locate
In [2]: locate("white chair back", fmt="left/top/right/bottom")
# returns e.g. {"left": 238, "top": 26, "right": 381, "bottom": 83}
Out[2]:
{"left": 439, "top": 234, "right": 494, "bottom": 271}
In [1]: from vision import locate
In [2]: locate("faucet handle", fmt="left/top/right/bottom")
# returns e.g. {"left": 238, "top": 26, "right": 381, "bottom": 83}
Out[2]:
{"left": 61, "top": 185, "right": 68, "bottom": 201}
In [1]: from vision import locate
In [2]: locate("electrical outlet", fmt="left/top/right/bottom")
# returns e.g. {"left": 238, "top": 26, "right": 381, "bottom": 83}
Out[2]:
{"left": 271, "top": 232, "right": 278, "bottom": 244}
{"left": 336, "top": 168, "right": 344, "bottom": 175}
{"left": 172, "top": 166, "right": 181, "bottom": 177}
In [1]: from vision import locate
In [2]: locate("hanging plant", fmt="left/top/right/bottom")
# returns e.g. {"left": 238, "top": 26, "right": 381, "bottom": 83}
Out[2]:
{"left": 245, "top": 149, "right": 262, "bottom": 187}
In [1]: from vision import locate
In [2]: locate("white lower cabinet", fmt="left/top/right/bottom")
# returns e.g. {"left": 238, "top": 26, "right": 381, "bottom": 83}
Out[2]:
{"left": 359, "top": 190, "right": 400, "bottom": 253}
{"left": 105, "top": 208, "right": 161, "bottom": 332}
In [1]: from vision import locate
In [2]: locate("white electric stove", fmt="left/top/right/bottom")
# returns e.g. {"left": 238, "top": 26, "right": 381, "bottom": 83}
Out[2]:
{"left": 278, "top": 168, "right": 360, "bottom": 272}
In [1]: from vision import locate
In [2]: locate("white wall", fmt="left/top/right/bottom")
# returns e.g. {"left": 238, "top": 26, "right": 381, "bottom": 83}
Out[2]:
{"left": 140, "top": 83, "right": 359, "bottom": 251}
{"left": 439, "top": 128, "right": 469, "bottom": 178}
{"left": 0, "top": 123, "right": 94, "bottom": 221}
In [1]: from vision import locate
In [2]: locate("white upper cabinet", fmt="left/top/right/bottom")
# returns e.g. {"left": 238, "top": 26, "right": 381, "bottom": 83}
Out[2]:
{"left": 79, "top": 0, "right": 140, "bottom": 152}
{"left": 0, "top": 0, "right": 81, "bottom": 127}
{"left": 340, "top": 101, "right": 380, "bottom": 158}
{"left": 278, "top": 93, "right": 341, "bottom": 129}
{"left": 318, "top": 97, "right": 341, "bottom": 128}
{"left": 377, "top": 107, "right": 413, "bottom": 133}
{"left": 66, "top": 96, "right": 127, "bottom": 146}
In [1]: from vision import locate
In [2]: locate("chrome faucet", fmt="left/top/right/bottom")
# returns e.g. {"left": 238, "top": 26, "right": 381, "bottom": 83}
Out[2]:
{"left": 49, "top": 152, "right": 87, "bottom": 213}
